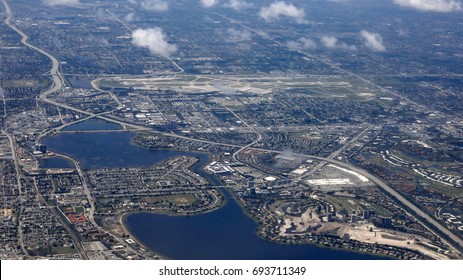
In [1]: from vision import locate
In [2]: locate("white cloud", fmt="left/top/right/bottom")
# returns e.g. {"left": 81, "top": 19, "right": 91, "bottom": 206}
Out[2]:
{"left": 140, "top": 0, "right": 169, "bottom": 12}
{"left": 131, "top": 27, "right": 178, "bottom": 57}
{"left": 259, "top": 1, "right": 308, "bottom": 24}
{"left": 226, "top": 28, "right": 252, "bottom": 41}
{"left": 321, "top": 36, "right": 338, "bottom": 48}
{"left": 223, "top": 0, "right": 253, "bottom": 11}
{"left": 128, "top": 0, "right": 169, "bottom": 12}
{"left": 125, "top": 12, "right": 135, "bottom": 22}
{"left": 321, "top": 35, "right": 357, "bottom": 51}
{"left": 393, "top": 0, "right": 462, "bottom": 12}
{"left": 201, "top": 0, "right": 219, "bottom": 8}
{"left": 42, "top": 0, "right": 80, "bottom": 6}
{"left": 140, "top": 0, "right": 169, "bottom": 11}
{"left": 286, "top": 37, "right": 317, "bottom": 50}
{"left": 361, "top": 30, "right": 386, "bottom": 52}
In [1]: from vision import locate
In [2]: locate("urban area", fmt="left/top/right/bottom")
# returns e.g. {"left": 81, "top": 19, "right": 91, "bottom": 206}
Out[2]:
{"left": 1, "top": 0, "right": 463, "bottom": 260}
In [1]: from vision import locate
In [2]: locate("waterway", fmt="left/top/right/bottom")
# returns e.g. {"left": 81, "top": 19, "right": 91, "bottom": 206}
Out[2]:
{"left": 62, "top": 118, "right": 122, "bottom": 131}
{"left": 42, "top": 131, "right": 207, "bottom": 170}
{"left": 42, "top": 129, "right": 385, "bottom": 260}
{"left": 40, "top": 156, "right": 74, "bottom": 169}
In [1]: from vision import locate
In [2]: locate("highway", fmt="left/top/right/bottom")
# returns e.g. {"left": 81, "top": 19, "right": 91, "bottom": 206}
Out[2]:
{"left": 31, "top": 177, "right": 89, "bottom": 260}
{"left": 57, "top": 152, "right": 145, "bottom": 258}
{"left": 2, "top": 0, "right": 30, "bottom": 258}
{"left": 226, "top": 107, "right": 263, "bottom": 162}
{"left": 2, "top": 0, "right": 138, "bottom": 258}
{"left": 207, "top": 7, "right": 463, "bottom": 254}
{"left": 1, "top": 129, "right": 28, "bottom": 256}
{"left": 285, "top": 152, "right": 463, "bottom": 253}
{"left": 3, "top": 0, "right": 142, "bottom": 136}
{"left": 3, "top": 0, "right": 462, "bottom": 257}
{"left": 2, "top": 0, "right": 64, "bottom": 101}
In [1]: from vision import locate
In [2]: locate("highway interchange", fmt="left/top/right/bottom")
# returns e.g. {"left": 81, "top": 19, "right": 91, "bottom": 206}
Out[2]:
{"left": 2, "top": 0, "right": 463, "bottom": 257}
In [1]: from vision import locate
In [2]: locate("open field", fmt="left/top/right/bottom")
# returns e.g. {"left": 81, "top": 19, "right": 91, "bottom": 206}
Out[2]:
{"left": 97, "top": 74, "right": 379, "bottom": 100}
{"left": 140, "top": 194, "right": 198, "bottom": 205}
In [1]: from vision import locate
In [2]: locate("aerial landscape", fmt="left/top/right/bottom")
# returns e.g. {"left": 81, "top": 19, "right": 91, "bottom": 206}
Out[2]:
{"left": 1, "top": 0, "right": 463, "bottom": 260}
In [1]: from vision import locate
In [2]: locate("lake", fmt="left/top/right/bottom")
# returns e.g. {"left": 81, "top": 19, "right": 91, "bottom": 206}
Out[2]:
{"left": 42, "top": 130, "right": 385, "bottom": 259}
{"left": 40, "top": 156, "right": 74, "bottom": 169}
{"left": 62, "top": 118, "right": 122, "bottom": 131}
{"left": 42, "top": 132, "right": 208, "bottom": 170}
{"left": 124, "top": 191, "right": 385, "bottom": 260}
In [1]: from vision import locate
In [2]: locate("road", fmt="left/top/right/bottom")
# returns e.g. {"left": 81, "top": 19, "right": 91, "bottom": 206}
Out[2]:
{"left": 123, "top": 118, "right": 463, "bottom": 253}
{"left": 2, "top": 0, "right": 31, "bottom": 258}
{"left": 3, "top": 0, "right": 143, "bottom": 138}
{"left": 2, "top": 0, "right": 64, "bottom": 101}
{"left": 3, "top": 0, "right": 462, "bottom": 256}
{"left": 31, "top": 178, "right": 89, "bottom": 260}
{"left": 287, "top": 152, "right": 463, "bottom": 252}
{"left": 2, "top": 0, "right": 143, "bottom": 258}
{"left": 57, "top": 153, "right": 144, "bottom": 257}
{"left": 226, "top": 106, "right": 263, "bottom": 162}
{"left": 1, "top": 129, "right": 28, "bottom": 256}
{"left": 207, "top": 7, "right": 463, "bottom": 254}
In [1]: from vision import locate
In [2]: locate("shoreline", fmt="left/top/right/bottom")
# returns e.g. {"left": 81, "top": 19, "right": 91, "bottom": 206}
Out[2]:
{"left": 119, "top": 211, "right": 169, "bottom": 260}
{"left": 41, "top": 130, "right": 412, "bottom": 260}
{"left": 117, "top": 191, "right": 396, "bottom": 260}
{"left": 118, "top": 209, "right": 394, "bottom": 260}
{"left": 118, "top": 194, "right": 227, "bottom": 261}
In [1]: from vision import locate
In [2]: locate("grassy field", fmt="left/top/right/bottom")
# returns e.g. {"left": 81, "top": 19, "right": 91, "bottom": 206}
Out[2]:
{"left": 369, "top": 203, "right": 393, "bottom": 217}
{"left": 322, "top": 195, "right": 392, "bottom": 217}
{"left": 1, "top": 78, "right": 50, "bottom": 89}
{"left": 141, "top": 193, "right": 198, "bottom": 205}
{"left": 323, "top": 196, "right": 361, "bottom": 216}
